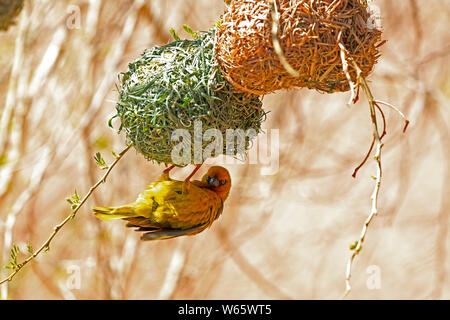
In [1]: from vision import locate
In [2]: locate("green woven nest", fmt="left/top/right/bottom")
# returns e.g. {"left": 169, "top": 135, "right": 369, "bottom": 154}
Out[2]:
{"left": 114, "top": 30, "right": 266, "bottom": 166}
{"left": 0, "top": 0, "right": 23, "bottom": 31}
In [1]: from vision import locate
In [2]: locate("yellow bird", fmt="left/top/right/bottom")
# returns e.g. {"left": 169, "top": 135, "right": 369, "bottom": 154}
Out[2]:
{"left": 93, "top": 166, "right": 231, "bottom": 241}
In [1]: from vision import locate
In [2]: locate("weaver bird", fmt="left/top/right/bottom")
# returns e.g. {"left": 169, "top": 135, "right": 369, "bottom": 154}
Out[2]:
{"left": 93, "top": 166, "right": 231, "bottom": 241}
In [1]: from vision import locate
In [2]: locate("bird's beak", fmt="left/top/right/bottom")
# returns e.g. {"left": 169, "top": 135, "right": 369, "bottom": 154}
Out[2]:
{"left": 212, "top": 179, "right": 220, "bottom": 187}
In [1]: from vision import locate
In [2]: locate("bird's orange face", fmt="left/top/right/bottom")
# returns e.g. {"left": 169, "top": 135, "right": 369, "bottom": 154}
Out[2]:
{"left": 201, "top": 166, "right": 231, "bottom": 200}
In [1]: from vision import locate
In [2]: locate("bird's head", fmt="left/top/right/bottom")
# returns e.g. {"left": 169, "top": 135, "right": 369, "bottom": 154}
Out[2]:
{"left": 201, "top": 166, "right": 231, "bottom": 200}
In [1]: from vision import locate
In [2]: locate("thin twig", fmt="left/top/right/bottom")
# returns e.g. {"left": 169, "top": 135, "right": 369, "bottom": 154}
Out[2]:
{"left": 342, "top": 64, "right": 410, "bottom": 298}
{"left": 374, "top": 100, "right": 410, "bottom": 133}
{"left": 374, "top": 103, "right": 387, "bottom": 140}
{"left": 338, "top": 32, "right": 359, "bottom": 105}
{"left": 0, "top": 145, "right": 131, "bottom": 286}
{"left": 344, "top": 144, "right": 382, "bottom": 298}
{"left": 351, "top": 136, "right": 375, "bottom": 178}
{"left": 352, "top": 104, "right": 387, "bottom": 178}
{"left": 1, "top": 148, "right": 50, "bottom": 299}
{"left": 343, "top": 60, "right": 383, "bottom": 299}
{"left": 270, "top": 0, "right": 300, "bottom": 78}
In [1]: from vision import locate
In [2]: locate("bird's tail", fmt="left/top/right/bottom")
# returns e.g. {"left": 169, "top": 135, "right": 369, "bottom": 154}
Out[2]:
{"left": 93, "top": 205, "right": 136, "bottom": 221}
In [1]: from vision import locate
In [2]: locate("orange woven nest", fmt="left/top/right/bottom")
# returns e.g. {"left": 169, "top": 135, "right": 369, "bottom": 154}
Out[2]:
{"left": 215, "top": 0, "right": 384, "bottom": 95}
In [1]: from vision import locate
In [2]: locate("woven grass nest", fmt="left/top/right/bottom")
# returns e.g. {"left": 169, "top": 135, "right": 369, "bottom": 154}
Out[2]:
{"left": 115, "top": 30, "right": 266, "bottom": 166}
{"left": 215, "top": 0, "right": 383, "bottom": 94}
{"left": 0, "top": 0, "right": 23, "bottom": 31}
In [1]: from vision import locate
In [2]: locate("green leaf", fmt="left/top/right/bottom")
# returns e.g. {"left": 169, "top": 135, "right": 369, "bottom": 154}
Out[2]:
{"left": 169, "top": 28, "right": 180, "bottom": 41}
{"left": 94, "top": 152, "right": 108, "bottom": 170}
{"left": 111, "top": 150, "right": 119, "bottom": 159}
{"left": 66, "top": 189, "right": 81, "bottom": 210}
{"left": 349, "top": 241, "right": 358, "bottom": 250}
{"left": 4, "top": 244, "right": 20, "bottom": 270}
{"left": 26, "top": 243, "right": 33, "bottom": 255}
{"left": 182, "top": 24, "right": 199, "bottom": 39}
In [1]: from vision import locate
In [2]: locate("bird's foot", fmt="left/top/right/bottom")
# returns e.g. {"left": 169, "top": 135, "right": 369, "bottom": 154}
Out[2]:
{"left": 159, "top": 165, "right": 175, "bottom": 181}
{"left": 158, "top": 172, "right": 170, "bottom": 181}
{"left": 181, "top": 164, "right": 202, "bottom": 193}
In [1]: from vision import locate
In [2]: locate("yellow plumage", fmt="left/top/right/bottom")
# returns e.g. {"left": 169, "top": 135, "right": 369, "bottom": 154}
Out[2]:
{"left": 93, "top": 166, "right": 231, "bottom": 240}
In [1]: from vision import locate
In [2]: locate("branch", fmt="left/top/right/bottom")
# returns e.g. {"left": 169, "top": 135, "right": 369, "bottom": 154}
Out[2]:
{"left": 337, "top": 26, "right": 408, "bottom": 297}
{"left": 0, "top": 145, "right": 131, "bottom": 286}
{"left": 344, "top": 142, "right": 383, "bottom": 299}
{"left": 342, "top": 60, "right": 384, "bottom": 299}
{"left": 337, "top": 32, "right": 359, "bottom": 105}
{"left": 270, "top": 0, "right": 300, "bottom": 78}
{"left": 374, "top": 100, "right": 410, "bottom": 133}
{"left": 1, "top": 148, "right": 51, "bottom": 299}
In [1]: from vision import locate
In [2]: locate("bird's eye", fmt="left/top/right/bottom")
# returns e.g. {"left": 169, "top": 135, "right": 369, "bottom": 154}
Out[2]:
{"left": 220, "top": 180, "right": 227, "bottom": 185}
{"left": 206, "top": 175, "right": 223, "bottom": 187}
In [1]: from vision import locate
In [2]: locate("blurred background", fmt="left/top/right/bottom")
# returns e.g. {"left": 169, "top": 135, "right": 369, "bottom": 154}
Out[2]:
{"left": 0, "top": 0, "right": 449, "bottom": 299}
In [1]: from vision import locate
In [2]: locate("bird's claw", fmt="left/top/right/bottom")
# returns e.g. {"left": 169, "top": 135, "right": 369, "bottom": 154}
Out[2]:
{"left": 158, "top": 172, "right": 171, "bottom": 181}
{"left": 159, "top": 165, "right": 175, "bottom": 181}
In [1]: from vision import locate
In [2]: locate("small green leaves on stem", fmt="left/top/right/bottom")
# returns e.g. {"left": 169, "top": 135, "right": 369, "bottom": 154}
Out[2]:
{"left": 26, "top": 243, "right": 33, "bottom": 255}
{"left": 341, "top": 46, "right": 410, "bottom": 299}
{"left": 0, "top": 145, "right": 131, "bottom": 286}
{"left": 4, "top": 245, "right": 20, "bottom": 270}
{"left": 111, "top": 150, "right": 120, "bottom": 159}
{"left": 66, "top": 189, "right": 81, "bottom": 210}
{"left": 94, "top": 152, "right": 108, "bottom": 170}
{"left": 349, "top": 241, "right": 362, "bottom": 254}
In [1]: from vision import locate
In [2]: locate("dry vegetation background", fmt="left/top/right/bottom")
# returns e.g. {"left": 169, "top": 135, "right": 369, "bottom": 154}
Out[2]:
{"left": 0, "top": 0, "right": 449, "bottom": 299}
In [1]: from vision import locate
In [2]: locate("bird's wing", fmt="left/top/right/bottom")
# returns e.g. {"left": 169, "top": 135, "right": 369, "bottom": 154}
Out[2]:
{"left": 125, "top": 214, "right": 209, "bottom": 240}
{"left": 213, "top": 199, "right": 224, "bottom": 222}
{"left": 124, "top": 216, "right": 160, "bottom": 229}
{"left": 126, "top": 180, "right": 222, "bottom": 229}
{"left": 139, "top": 224, "right": 208, "bottom": 241}
{"left": 164, "top": 184, "right": 222, "bottom": 228}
